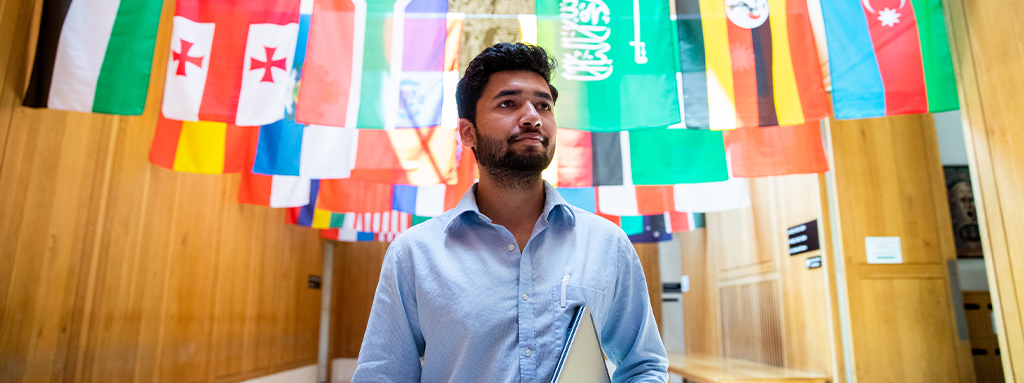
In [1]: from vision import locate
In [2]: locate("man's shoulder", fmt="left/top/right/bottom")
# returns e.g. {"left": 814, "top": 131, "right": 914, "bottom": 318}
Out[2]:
{"left": 389, "top": 209, "right": 459, "bottom": 250}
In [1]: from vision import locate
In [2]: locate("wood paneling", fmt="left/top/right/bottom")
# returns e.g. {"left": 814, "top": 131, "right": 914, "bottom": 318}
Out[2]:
{"left": 720, "top": 279, "right": 784, "bottom": 367}
{"left": 0, "top": 1, "right": 324, "bottom": 382}
{"left": 330, "top": 242, "right": 389, "bottom": 359}
{"left": 679, "top": 229, "right": 720, "bottom": 356}
{"left": 828, "top": 114, "right": 975, "bottom": 382}
{"left": 688, "top": 174, "right": 839, "bottom": 380}
{"left": 944, "top": 0, "right": 1024, "bottom": 380}
{"left": 636, "top": 242, "right": 663, "bottom": 333}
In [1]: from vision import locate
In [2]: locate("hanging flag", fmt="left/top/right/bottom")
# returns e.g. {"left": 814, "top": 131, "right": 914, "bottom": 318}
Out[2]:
{"left": 149, "top": 114, "right": 254, "bottom": 174}
{"left": 249, "top": 2, "right": 363, "bottom": 179}
{"left": 821, "top": 0, "right": 958, "bottom": 119}
{"left": 392, "top": 184, "right": 448, "bottom": 217}
{"left": 675, "top": 0, "right": 829, "bottom": 130}
{"left": 321, "top": 228, "right": 378, "bottom": 242}
{"left": 161, "top": 0, "right": 301, "bottom": 126}
{"left": 536, "top": 0, "right": 682, "bottom": 131}
{"left": 671, "top": 177, "right": 751, "bottom": 212}
{"left": 596, "top": 184, "right": 676, "bottom": 216}
{"left": 348, "top": 127, "right": 459, "bottom": 185}
{"left": 317, "top": 179, "right": 394, "bottom": 213}
{"left": 297, "top": 0, "right": 451, "bottom": 129}
{"left": 726, "top": 122, "right": 829, "bottom": 177}
{"left": 556, "top": 128, "right": 728, "bottom": 186}
{"left": 253, "top": 120, "right": 360, "bottom": 178}
{"left": 622, "top": 211, "right": 697, "bottom": 243}
{"left": 238, "top": 133, "right": 310, "bottom": 207}
{"left": 23, "top": 0, "right": 163, "bottom": 115}
{"left": 557, "top": 187, "right": 598, "bottom": 213}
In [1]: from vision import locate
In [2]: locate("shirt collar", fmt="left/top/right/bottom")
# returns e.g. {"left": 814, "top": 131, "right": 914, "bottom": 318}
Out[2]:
{"left": 444, "top": 181, "right": 577, "bottom": 233}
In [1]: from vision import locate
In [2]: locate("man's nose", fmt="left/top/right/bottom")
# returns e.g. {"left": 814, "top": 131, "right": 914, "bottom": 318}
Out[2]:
{"left": 519, "top": 103, "right": 542, "bottom": 128}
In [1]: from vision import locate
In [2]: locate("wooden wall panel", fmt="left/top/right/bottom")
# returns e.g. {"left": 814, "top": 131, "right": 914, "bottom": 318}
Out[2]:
{"left": 0, "top": 0, "right": 324, "bottom": 382}
{"left": 945, "top": 0, "right": 1024, "bottom": 380}
{"left": 331, "top": 242, "right": 390, "bottom": 359}
{"left": 719, "top": 280, "right": 784, "bottom": 367}
{"left": 688, "top": 174, "right": 839, "bottom": 380}
{"left": 829, "top": 114, "right": 974, "bottom": 382}
{"left": 678, "top": 229, "right": 720, "bottom": 356}
{"left": 636, "top": 242, "right": 663, "bottom": 333}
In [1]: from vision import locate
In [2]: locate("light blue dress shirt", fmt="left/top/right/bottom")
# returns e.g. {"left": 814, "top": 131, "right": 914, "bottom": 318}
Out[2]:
{"left": 352, "top": 182, "right": 668, "bottom": 382}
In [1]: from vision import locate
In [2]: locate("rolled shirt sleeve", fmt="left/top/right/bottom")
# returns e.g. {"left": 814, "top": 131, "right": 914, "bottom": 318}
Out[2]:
{"left": 352, "top": 247, "right": 425, "bottom": 382}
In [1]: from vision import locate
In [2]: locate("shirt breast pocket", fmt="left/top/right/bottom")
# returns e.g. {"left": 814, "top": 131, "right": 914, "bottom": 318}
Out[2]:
{"left": 552, "top": 283, "right": 608, "bottom": 333}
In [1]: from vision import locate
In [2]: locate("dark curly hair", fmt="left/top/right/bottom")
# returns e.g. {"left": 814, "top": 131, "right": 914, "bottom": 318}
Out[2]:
{"left": 455, "top": 43, "right": 558, "bottom": 124}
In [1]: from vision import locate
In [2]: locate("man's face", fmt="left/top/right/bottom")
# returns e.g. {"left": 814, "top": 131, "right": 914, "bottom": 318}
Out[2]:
{"left": 460, "top": 70, "right": 557, "bottom": 176}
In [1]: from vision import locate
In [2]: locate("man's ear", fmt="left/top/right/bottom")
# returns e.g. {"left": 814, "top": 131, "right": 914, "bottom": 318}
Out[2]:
{"left": 458, "top": 118, "right": 476, "bottom": 148}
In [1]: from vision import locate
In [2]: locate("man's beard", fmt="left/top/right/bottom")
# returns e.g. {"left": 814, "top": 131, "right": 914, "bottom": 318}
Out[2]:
{"left": 474, "top": 129, "right": 554, "bottom": 190}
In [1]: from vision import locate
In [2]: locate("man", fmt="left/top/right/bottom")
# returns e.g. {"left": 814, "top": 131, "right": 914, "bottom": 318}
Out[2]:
{"left": 352, "top": 42, "right": 668, "bottom": 382}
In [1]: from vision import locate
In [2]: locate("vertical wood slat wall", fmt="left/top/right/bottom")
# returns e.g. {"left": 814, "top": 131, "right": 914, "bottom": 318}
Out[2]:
{"left": 680, "top": 174, "right": 842, "bottom": 381}
{"left": 0, "top": 1, "right": 324, "bottom": 382}
{"left": 944, "top": 0, "right": 1024, "bottom": 381}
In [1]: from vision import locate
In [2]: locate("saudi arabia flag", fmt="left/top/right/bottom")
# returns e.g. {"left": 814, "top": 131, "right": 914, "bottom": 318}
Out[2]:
{"left": 24, "top": 0, "right": 163, "bottom": 115}
{"left": 536, "top": 0, "right": 681, "bottom": 131}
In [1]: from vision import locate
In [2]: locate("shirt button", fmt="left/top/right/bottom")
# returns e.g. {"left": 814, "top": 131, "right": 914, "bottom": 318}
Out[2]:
{"left": 508, "top": 244, "right": 515, "bottom": 251}
{"left": 522, "top": 293, "right": 529, "bottom": 301}
{"left": 524, "top": 349, "right": 531, "bottom": 357}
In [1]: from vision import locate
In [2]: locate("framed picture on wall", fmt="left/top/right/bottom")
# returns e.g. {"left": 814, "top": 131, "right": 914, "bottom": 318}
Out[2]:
{"left": 944, "top": 166, "right": 983, "bottom": 258}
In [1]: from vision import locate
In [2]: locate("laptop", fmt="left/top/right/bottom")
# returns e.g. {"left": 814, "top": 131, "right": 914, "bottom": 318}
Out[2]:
{"left": 550, "top": 306, "right": 612, "bottom": 383}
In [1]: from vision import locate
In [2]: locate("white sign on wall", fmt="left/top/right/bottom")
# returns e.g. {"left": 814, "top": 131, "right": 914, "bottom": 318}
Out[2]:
{"left": 866, "top": 236, "right": 903, "bottom": 264}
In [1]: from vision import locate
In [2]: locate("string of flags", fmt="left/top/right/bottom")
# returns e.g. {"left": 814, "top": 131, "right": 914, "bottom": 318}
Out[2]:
{"left": 23, "top": 0, "right": 958, "bottom": 243}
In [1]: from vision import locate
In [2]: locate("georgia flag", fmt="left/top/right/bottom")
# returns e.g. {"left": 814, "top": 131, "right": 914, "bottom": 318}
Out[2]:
{"left": 161, "top": 0, "right": 300, "bottom": 127}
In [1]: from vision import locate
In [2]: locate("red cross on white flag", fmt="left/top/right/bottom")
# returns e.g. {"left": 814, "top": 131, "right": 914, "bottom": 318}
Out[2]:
{"left": 160, "top": 0, "right": 300, "bottom": 127}
{"left": 237, "top": 23, "right": 298, "bottom": 126}
{"left": 162, "top": 16, "right": 215, "bottom": 122}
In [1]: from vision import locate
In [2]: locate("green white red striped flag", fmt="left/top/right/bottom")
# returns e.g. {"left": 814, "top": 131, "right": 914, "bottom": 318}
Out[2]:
{"left": 24, "top": 0, "right": 164, "bottom": 115}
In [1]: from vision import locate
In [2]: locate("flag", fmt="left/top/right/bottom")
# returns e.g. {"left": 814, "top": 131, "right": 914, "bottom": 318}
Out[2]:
{"left": 253, "top": 120, "right": 360, "bottom": 178}
{"left": 161, "top": 0, "right": 301, "bottom": 126}
{"left": 321, "top": 228, "right": 378, "bottom": 242}
{"left": 238, "top": 134, "right": 310, "bottom": 207}
{"left": 149, "top": 114, "right": 253, "bottom": 174}
{"left": 536, "top": 0, "right": 682, "bottom": 131}
{"left": 317, "top": 179, "right": 394, "bottom": 213}
{"left": 675, "top": 0, "right": 829, "bottom": 130}
{"left": 726, "top": 122, "right": 829, "bottom": 177}
{"left": 348, "top": 127, "right": 459, "bottom": 185}
{"left": 556, "top": 128, "right": 728, "bottom": 186}
{"left": 23, "top": 0, "right": 163, "bottom": 115}
{"left": 621, "top": 212, "right": 699, "bottom": 243}
{"left": 671, "top": 177, "right": 751, "bottom": 212}
{"left": 296, "top": 0, "right": 452, "bottom": 129}
{"left": 821, "top": 0, "right": 958, "bottom": 119}
{"left": 249, "top": 2, "right": 363, "bottom": 179}
{"left": 557, "top": 187, "right": 598, "bottom": 213}
{"left": 392, "top": 184, "right": 448, "bottom": 217}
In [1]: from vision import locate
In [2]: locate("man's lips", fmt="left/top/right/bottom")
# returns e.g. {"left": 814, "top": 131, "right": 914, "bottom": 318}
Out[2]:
{"left": 513, "top": 133, "right": 546, "bottom": 144}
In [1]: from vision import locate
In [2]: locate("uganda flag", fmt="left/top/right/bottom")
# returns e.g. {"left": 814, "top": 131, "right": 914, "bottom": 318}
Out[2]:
{"left": 676, "top": 0, "right": 829, "bottom": 130}
{"left": 24, "top": 0, "right": 164, "bottom": 115}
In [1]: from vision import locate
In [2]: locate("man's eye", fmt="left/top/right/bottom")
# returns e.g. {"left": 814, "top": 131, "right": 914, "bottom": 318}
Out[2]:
{"left": 499, "top": 100, "right": 514, "bottom": 108}
{"left": 537, "top": 102, "right": 552, "bottom": 111}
